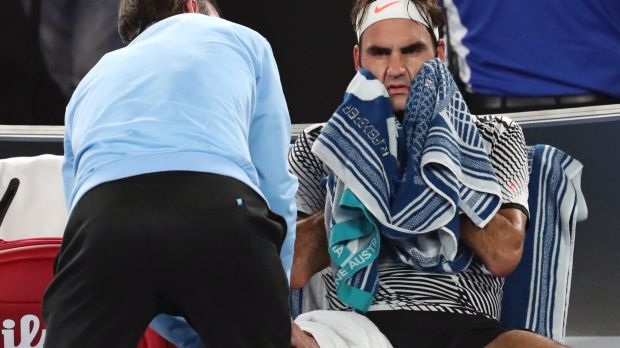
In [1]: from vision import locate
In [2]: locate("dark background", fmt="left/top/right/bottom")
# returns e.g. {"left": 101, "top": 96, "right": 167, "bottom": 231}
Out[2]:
{"left": 0, "top": 0, "right": 356, "bottom": 126}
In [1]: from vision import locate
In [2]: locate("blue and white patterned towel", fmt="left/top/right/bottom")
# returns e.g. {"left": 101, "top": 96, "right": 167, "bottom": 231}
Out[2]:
{"left": 312, "top": 58, "right": 502, "bottom": 311}
{"left": 501, "top": 144, "right": 588, "bottom": 342}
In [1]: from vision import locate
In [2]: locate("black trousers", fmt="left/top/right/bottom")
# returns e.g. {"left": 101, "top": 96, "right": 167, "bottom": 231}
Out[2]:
{"left": 366, "top": 310, "right": 509, "bottom": 348}
{"left": 42, "top": 171, "right": 290, "bottom": 348}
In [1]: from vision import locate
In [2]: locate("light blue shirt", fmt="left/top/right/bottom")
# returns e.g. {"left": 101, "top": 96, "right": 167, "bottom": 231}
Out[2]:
{"left": 63, "top": 15, "right": 297, "bottom": 345}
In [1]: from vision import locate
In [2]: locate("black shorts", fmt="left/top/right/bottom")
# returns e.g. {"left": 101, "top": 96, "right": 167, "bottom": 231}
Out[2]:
{"left": 366, "top": 310, "right": 509, "bottom": 348}
{"left": 43, "top": 171, "right": 291, "bottom": 348}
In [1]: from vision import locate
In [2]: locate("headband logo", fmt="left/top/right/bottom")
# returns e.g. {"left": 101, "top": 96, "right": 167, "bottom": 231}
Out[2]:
{"left": 357, "top": 0, "right": 439, "bottom": 41}
{"left": 374, "top": 1, "right": 400, "bottom": 14}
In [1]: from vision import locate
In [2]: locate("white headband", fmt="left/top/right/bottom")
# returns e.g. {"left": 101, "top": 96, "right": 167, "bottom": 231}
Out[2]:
{"left": 356, "top": 0, "right": 439, "bottom": 42}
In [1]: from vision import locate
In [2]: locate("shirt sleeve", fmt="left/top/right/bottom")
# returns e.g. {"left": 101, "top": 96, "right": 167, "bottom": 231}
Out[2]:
{"left": 62, "top": 119, "right": 75, "bottom": 211}
{"left": 476, "top": 115, "right": 529, "bottom": 217}
{"left": 249, "top": 38, "right": 298, "bottom": 280}
{"left": 288, "top": 123, "right": 329, "bottom": 216}
{"left": 149, "top": 315, "right": 205, "bottom": 348}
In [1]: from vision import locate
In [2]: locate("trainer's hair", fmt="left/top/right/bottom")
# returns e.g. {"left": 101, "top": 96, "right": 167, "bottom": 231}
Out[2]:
{"left": 351, "top": 0, "right": 442, "bottom": 47}
{"left": 118, "top": 0, "right": 220, "bottom": 44}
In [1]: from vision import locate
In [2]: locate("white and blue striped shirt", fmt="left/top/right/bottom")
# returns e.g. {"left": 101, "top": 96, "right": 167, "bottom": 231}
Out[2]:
{"left": 290, "top": 116, "right": 528, "bottom": 318}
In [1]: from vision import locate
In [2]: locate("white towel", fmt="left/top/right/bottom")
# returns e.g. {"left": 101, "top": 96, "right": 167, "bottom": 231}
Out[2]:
{"left": 295, "top": 310, "right": 393, "bottom": 348}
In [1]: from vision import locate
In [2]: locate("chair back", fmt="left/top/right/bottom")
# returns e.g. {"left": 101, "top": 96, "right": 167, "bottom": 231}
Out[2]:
{"left": 0, "top": 155, "right": 67, "bottom": 241}
{"left": 500, "top": 145, "right": 588, "bottom": 342}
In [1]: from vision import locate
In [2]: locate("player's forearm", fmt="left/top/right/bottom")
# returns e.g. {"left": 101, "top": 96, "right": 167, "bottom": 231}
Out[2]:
{"left": 290, "top": 211, "right": 330, "bottom": 289}
{"left": 460, "top": 209, "right": 527, "bottom": 277}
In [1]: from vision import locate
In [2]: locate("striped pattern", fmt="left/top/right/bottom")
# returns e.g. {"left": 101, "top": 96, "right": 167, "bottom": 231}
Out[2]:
{"left": 500, "top": 145, "right": 587, "bottom": 341}
{"left": 320, "top": 261, "right": 504, "bottom": 319}
{"left": 289, "top": 123, "right": 328, "bottom": 215}
{"left": 289, "top": 112, "right": 529, "bottom": 318}
{"left": 314, "top": 63, "right": 503, "bottom": 235}
{"left": 312, "top": 60, "right": 504, "bottom": 310}
{"left": 476, "top": 115, "right": 529, "bottom": 208}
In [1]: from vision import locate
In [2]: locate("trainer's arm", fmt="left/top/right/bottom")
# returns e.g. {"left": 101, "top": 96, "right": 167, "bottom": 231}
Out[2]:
{"left": 62, "top": 110, "right": 75, "bottom": 211}
{"left": 149, "top": 315, "right": 205, "bottom": 348}
{"left": 249, "top": 37, "right": 298, "bottom": 280}
{"left": 460, "top": 209, "right": 527, "bottom": 277}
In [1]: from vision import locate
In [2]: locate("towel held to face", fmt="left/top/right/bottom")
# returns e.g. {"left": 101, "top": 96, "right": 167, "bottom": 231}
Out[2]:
{"left": 312, "top": 59, "right": 502, "bottom": 311}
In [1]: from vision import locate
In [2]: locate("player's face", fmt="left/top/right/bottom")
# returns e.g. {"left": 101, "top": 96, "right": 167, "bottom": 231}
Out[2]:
{"left": 354, "top": 19, "right": 442, "bottom": 112}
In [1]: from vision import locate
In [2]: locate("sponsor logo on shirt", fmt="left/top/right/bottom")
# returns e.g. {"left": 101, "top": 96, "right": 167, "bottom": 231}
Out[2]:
{"left": 508, "top": 179, "right": 517, "bottom": 193}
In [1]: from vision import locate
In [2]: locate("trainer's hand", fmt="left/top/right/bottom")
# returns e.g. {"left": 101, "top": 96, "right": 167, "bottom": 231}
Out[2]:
{"left": 291, "top": 321, "right": 320, "bottom": 348}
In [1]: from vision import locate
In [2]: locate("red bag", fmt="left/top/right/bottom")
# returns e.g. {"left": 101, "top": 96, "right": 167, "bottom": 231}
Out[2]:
{"left": 0, "top": 238, "right": 174, "bottom": 348}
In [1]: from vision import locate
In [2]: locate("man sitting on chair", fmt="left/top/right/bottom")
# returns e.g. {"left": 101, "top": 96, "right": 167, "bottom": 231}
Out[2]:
{"left": 289, "top": 1, "right": 566, "bottom": 347}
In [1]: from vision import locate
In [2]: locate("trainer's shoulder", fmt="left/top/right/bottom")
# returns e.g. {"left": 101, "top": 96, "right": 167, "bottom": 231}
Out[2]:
{"left": 169, "top": 14, "right": 269, "bottom": 44}
{"left": 216, "top": 17, "right": 271, "bottom": 46}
